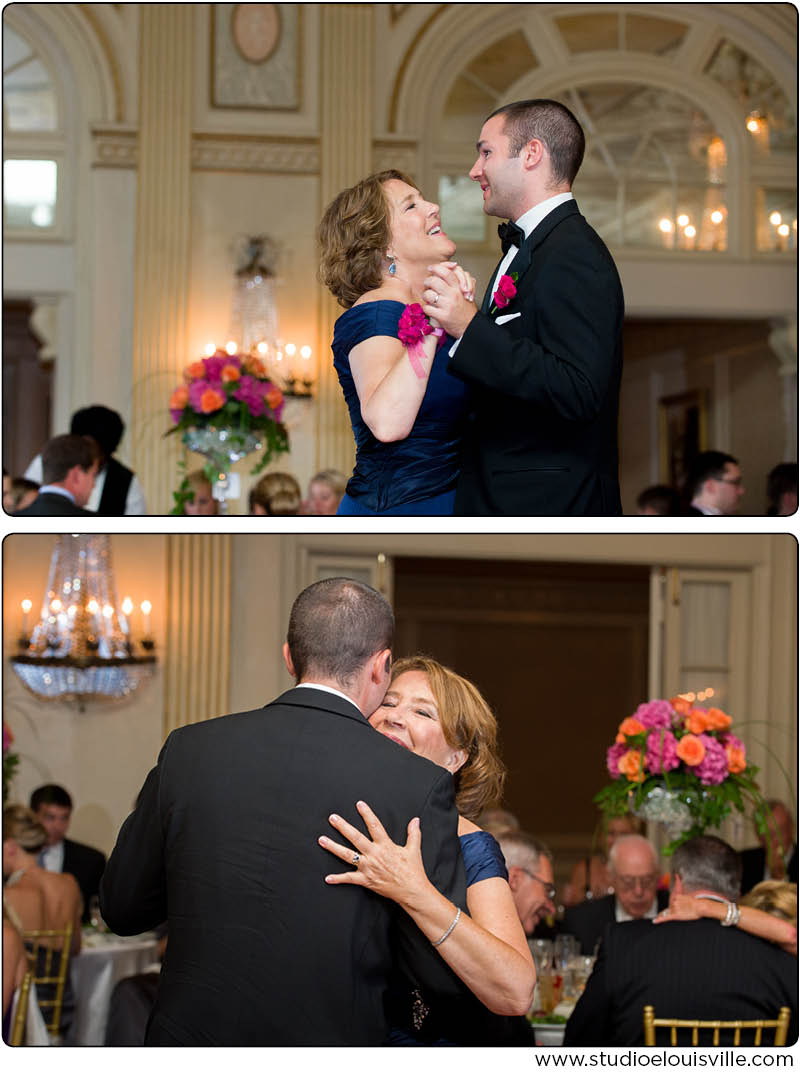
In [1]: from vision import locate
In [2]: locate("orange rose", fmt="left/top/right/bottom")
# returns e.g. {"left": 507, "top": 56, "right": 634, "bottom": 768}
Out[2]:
{"left": 725, "top": 745, "right": 746, "bottom": 774}
{"left": 244, "top": 355, "right": 267, "bottom": 377}
{"left": 686, "top": 708, "right": 711, "bottom": 734}
{"left": 676, "top": 734, "right": 706, "bottom": 766}
{"left": 704, "top": 707, "right": 732, "bottom": 731}
{"left": 670, "top": 696, "right": 693, "bottom": 718}
{"left": 186, "top": 360, "right": 206, "bottom": 380}
{"left": 617, "top": 717, "right": 646, "bottom": 739}
{"left": 169, "top": 385, "right": 189, "bottom": 410}
{"left": 618, "top": 749, "right": 645, "bottom": 782}
{"left": 221, "top": 364, "right": 241, "bottom": 383}
{"left": 265, "top": 386, "right": 284, "bottom": 410}
{"left": 200, "top": 387, "right": 225, "bottom": 413}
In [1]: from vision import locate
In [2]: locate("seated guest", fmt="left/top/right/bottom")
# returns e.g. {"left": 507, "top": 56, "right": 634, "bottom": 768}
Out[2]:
{"left": 14, "top": 435, "right": 98, "bottom": 516}
{"left": 476, "top": 807, "right": 520, "bottom": 839}
{"left": 24, "top": 405, "right": 147, "bottom": 515}
{"left": 496, "top": 830, "right": 556, "bottom": 936}
{"left": 3, "top": 805, "right": 82, "bottom": 1037}
{"left": 301, "top": 468, "right": 347, "bottom": 515}
{"left": 562, "top": 834, "right": 668, "bottom": 954}
{"left": 30, "top": 784, "right": 107, "bottom": 924}
{"left": 565, "top": 835, "right": 798, "bottom": 1046}
{"left": 766, "top": 462, "right": 798, "bottom": 516}
{"left": 182, "top": 470, "right": 219, "bottom": 515}
{"left": 248, "top": 472, "right": 302, "bottom": 515}
{"left": 561, "top": 813, "right": 641, "bottom": 907}
{"left": 682, "top": 450, "right": 744, "bottom": 516}
{"left": 2, "top": 477, "right": 40, "bottom": 514}
{"left": 741, "top": 798, "right": 797, "bottom": 893}
{"left": 635, "top": 484, "right": 680, "bottom": 516}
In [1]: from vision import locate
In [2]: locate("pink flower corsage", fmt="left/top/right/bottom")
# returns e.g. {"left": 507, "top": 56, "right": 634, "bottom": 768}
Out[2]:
{"left": 490, "top": 273, "right": 518, "bottom": 314}
{"left": 398, "top": 303, "right": 444, "bottom": 379}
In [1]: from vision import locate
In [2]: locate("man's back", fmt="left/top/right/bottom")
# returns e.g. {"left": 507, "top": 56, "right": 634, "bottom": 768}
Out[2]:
{"left": 100, "top": 688, "right": 466, "bottom": 1045}
{"left": 565, "top": 918, "right": 798, "bottom": 1045}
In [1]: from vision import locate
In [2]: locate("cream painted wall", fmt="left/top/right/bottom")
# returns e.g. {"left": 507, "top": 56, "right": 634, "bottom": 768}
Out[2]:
{"left": 3, "top": 534, "right": 168, "bottom": 854}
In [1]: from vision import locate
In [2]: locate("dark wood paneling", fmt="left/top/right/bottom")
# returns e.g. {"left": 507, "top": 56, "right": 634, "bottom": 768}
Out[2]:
{"left": 3, "top": 300, "right": 52, "bottom": 478}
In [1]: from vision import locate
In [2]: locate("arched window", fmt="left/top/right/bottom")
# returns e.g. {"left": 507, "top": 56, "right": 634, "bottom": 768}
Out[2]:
{"left": 3, "top": 24, "right": 62, "bottom": 233}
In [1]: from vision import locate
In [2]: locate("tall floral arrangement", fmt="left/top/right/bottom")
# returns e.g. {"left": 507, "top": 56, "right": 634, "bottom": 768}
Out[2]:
{"left": 166, "top": 349, "right": 289, "bottom": 509}
{"left": 594, "top": 696, "right": 768, "bottom": 853}
{"left": 3, "top": 721, "right": 19, "bottom": 803}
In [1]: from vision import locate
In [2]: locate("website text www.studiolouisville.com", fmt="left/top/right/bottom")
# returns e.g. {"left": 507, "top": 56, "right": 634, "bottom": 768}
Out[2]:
{"left": 531, "top": 1052, "right": 795, "bottom": 1070}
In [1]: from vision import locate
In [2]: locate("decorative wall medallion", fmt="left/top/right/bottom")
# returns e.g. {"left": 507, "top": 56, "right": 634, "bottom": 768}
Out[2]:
{"left": 232, "top": 3, "right": 281, "bottom": 64}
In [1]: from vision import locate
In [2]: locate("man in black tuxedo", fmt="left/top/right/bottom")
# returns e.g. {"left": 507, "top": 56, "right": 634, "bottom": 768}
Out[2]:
{"left": 423, "top": 98, "right": 623, "bottom": 516}
{"left": 740, "top": 798, "right": 798, "bottom": 893}
{"left": 683, "top": 450, "right": 744, "bottom": 515}
{"left": 30, "top": 783, "right": 107, "bottom": 924}
{"left": 100, "top": 578, "right": 468, "bottom": 1045}
{"left": 565, "top": 836, "right": 798, "bottom": 1045}
{"left": 562, "top": 835, "right": 668, "bottom": 955}
{"left": 14, "top": 434, "right": 98, "bottom": 516}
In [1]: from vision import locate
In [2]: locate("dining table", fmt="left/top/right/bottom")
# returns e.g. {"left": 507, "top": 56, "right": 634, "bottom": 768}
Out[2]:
{"left": 66, "top": 928, "right": 161, "bottom": 1045}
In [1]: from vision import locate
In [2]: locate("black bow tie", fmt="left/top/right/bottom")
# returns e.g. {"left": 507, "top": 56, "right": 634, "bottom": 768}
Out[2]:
{"left": 498, "top": 220, "right": 525, "bottom": 254}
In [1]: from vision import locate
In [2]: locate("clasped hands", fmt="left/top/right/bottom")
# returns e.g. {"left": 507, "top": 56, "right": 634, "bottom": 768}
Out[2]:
{"left": 422, "top": 261, "right": 478, "bottom": 340}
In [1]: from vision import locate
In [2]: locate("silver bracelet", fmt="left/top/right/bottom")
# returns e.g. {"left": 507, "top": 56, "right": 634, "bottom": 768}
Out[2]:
{"left": 432, "top": 907, "right": 461, "bottom": 947}
{"left": 722, "top": 900, "right": 741, "bottom": 927}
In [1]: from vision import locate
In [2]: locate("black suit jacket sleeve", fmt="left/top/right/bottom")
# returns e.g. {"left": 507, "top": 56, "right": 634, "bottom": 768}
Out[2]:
{"left": 391, "top": 768, "right": 468, "bottom": 996}
{"left": 453, "top": 246, "right": 621, "bottom": 422}
{"left": 100, "top": 745, "right": 169, "bottom": 934}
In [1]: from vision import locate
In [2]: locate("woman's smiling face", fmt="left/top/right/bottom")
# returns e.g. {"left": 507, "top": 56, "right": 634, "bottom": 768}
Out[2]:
{"left": 383, "top": 179, "right": 456, "bottom": 267}
{"left": 369, "top": 670, "right": 464, "bottom": 774}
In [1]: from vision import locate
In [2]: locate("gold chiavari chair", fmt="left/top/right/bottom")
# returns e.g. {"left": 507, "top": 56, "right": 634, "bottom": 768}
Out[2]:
{"left": 643, "top": 1005, "right": 791, "bottom": 1047}
{"left": 9, "top": 971, "right": 33, "bottom": 1046}
{"left": 22, "top": 922, "right": 73, "bottom": 1040}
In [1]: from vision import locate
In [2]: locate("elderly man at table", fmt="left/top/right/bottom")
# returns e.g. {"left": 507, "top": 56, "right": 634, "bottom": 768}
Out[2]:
{"left": 561, "top": 834, "right": 668, "bottom": 955}
{"left": 100, "top": 577, "right": 469, "bottom": 1045}
{"left": 31, "top": 784, "right": 107, "bottom": 925}
{"left": 564, "top": 835, "right": 798, "bottom": 1045}
{"left": 497, "top": 830, "right": 556, "bottom": 936}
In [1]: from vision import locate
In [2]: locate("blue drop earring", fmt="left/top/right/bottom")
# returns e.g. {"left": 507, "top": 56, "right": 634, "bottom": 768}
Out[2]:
{"left": 388, "top": 256, "right": 396, "bottom": 276}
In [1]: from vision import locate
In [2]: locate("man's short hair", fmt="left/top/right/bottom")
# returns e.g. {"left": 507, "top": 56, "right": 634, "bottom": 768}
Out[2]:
{"left": 636, "top": 484, "right": 680, "bottom": 515}
{"left": 766, "top": 463, "right": 797, "bottom": 515}
{"left": 608, "top": 834, "right": 658, "bottom": 873}
{"left": 487, "top": 98, "right": 585, "bottom": 186}
{"left": 40, "top": 435, "right": 98, "bottom": 485}
{"left": 684, "top": 450, "right": 738, "bottom": 500}
{"left": 30, "top": 783, "right": 73, "bottom": 812}
{"left": 70, "top": 406, "right": 124, "bottom": 459}
{"left": 286, "top": 577, "right": 394, "bottom": 687}
{"left": 671, "top": 835, "right": 742, "bottom": 901}
{"left": 497, "top": 829, "right": 552, "bottom": 873}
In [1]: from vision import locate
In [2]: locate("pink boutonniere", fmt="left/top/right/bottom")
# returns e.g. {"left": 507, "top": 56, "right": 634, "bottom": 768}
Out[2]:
{"left": 490, "top": 272, "right": 518, "bottom": 315}
{"left": 398, "top": 303, "right": 444, "bottom": 379}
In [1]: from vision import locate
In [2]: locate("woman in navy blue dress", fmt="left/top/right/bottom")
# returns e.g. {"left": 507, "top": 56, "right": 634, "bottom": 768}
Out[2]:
{"left": 318, "top": 171, "right": 475, "bottom": 515}
{"left": 319, "top": 657, "right": 536, "bottom": 1043}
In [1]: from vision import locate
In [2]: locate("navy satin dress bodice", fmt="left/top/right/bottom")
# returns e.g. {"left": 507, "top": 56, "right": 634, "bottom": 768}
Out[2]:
{"left": 332, "top": 301, "right": 468, "bottom": 514}
{"left": 460, "top": 830, "right": 508, "bottom": 887}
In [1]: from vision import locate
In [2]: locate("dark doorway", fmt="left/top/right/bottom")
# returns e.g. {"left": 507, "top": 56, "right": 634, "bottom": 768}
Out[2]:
{"left": 393, "top": 556, "right": 650, "bottom": 874}
{"left": 3, "top": 299, "right": 52, "bottom": 478}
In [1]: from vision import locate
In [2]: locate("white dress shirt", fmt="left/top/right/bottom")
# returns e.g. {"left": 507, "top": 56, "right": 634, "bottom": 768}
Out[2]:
{"left": 615, "top": 896, "right": 659, "bottom": 923}
{"left": 25, "top": 454, "right": 147, "bottom": 515}
{"left": 39, "top": 840, "right": 65, "bottom": 872}
{"left": 293, "top": 681, "right": 364, "bottom": 716}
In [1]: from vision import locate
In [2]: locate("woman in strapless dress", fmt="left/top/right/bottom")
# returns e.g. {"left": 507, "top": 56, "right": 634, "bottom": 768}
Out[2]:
{"left": 318, "top": 171, "right": 476, "bottom": 515}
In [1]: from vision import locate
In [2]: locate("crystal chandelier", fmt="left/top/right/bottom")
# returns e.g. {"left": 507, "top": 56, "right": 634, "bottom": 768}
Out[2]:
{"left": 12, "top": 535, "right": 156, "bottom": 707}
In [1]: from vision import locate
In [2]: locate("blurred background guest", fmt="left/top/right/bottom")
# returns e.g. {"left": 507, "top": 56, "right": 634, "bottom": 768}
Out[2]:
{"left": 24, "top": 405, "right": 146, "bottom": 516}
{"left": 683, "top": 450, "right": 744, "bottom": 516}
{"left": 301, "top": 468, "right": 347, "bottom": 515}
{"left": 561, "top": 813, "right": 641, "bottom": 908}
{"left": 741, "top": 798, "right": 797, "bottom": 892}
{"left": 182, "top": 470, "right": 219, "bottom": 516}
{"left": 14, "top": 435, "right": 98, "bottom": 516}
{"left": 477, "top": 808, "right": 521, "bottom": 839}
{"left": 766, "top": 462, "right": 798, "bottom": 516}
{"left": 562, "top": 834, "right": 668, "bottom": 955}
{"left": 3, "top": 477, "right": 39, "bottom": 514}
{"left": 496, "top": 830, "right": 556, "bottom": 936}
{"left": 635, "top": 484, "right": 681, "bottom": 516}
{"left": 30, "top": 784, "right": 107, "bottom": 925}
{"left": 248, "top": 471, "right": 301, "bottom": 516}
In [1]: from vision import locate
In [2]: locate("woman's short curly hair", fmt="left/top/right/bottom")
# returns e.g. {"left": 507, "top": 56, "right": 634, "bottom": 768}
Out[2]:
{"left": 318, "top": 169, "right": 415, "bottom": 309}
{"left": 390, "top": 656, "right": 506, "bottom": 822}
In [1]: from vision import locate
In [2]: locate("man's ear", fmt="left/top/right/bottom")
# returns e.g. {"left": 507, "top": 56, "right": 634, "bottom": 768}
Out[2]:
{"left": 282, "top": 642, "right": 296, "bottom": 678}
{"left": 371, "top": 648, "right": 392, "bottom": 683}
{"left": 521, "top": 138, "right": 545, "bottom": 170}
{"left": 507, "top": 865, "right": 523, "bottom": 892}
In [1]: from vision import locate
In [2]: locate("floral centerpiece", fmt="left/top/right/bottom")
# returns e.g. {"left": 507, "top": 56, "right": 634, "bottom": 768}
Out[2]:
{"left": 166, "top": 349, "right": 289, "bottom": 512}
{"left": 594, "top": 696, "right": 768, "bottom": 853}
{"left": 3, "top": 721, "right": 19, "bottom": 802}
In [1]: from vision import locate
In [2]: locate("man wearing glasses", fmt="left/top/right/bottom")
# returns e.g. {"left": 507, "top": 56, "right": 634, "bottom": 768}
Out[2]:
{"left": 562, "top": 835, "right": 668, "bottom": 955}
{"left": 685, "top": 450, "right": 745, "bottom": 515}
{"left": 497, "top": 830, "right": 556, "bottom": 935}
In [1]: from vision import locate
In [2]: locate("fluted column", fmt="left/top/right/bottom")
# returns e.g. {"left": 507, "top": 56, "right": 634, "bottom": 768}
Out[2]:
{"left": 164, "top": 535, "right": 231, "bottom": 733}
{"left": 132, "top": 6, "right": 194, "bottom": 514}
{"left": 316, "top": 4, "right": 374, "bottom": 473}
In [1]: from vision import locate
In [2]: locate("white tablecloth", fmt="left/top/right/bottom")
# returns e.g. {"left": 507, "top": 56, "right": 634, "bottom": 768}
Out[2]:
{"left": 68, "top": 932, "right": 160, "bottom": 1045}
